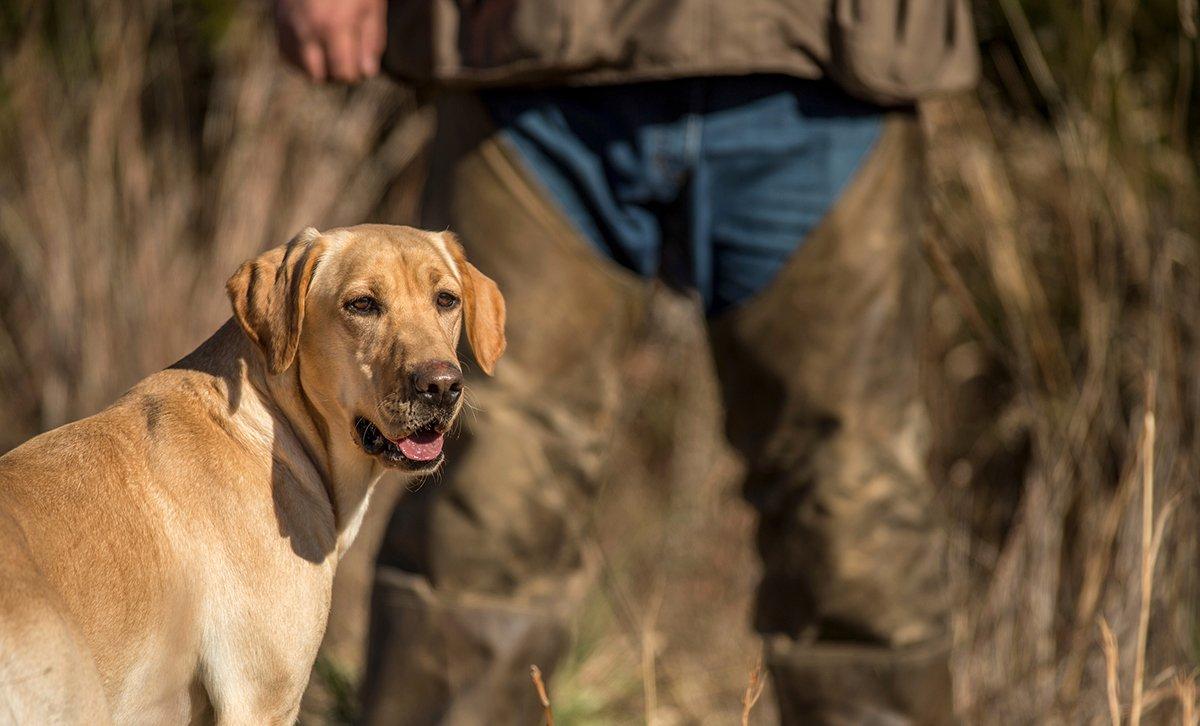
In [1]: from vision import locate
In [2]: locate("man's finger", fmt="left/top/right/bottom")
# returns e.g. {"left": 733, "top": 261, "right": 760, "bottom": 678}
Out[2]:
{"left": 325, "top": 29, "right": 361, "bottom": 83}
{"left": 359, "top": 1, "right": 386, "bottom": 77}
{"left": 300, "top": 41, "right": 328, "bottom": 82}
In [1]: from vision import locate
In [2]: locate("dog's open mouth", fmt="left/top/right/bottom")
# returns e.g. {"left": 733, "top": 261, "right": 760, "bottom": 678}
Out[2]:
{"left": 354, "top": 416, "right": 445, "bottom": 471}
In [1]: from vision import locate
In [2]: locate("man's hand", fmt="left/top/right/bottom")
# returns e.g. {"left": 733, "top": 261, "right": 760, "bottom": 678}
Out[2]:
{"left": 274, "top": 0, "right": 386, "bottom": 83}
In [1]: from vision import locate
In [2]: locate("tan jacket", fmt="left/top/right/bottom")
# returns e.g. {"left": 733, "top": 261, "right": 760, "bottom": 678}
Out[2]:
{"left": 383, "top": 0, "right": 979, "bottom": 104}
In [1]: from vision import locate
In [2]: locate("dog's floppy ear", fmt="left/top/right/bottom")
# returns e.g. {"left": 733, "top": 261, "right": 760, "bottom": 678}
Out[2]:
{"left": 444, "top": 232, "right": 506, "bottom": 375}
{"left": 226, "top": 227, "right": 327, "bottom": 375}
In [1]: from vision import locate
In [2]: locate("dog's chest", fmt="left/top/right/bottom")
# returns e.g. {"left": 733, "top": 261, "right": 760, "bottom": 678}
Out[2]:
{"left": 194, "top": 550, "right": 333, "bottom": 720}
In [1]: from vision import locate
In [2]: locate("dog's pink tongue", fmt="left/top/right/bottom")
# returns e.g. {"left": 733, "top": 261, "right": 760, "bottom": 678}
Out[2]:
{"left": 397, "top": 430, "right": 444, "bottom": 461}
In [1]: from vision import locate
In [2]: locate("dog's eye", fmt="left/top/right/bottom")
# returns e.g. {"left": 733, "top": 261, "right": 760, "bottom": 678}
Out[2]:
{"left": 436, "top": 291, "right": 460, "bottom": 310}
{"left": 345, "top": 296, "right": 380, "bottom": 314}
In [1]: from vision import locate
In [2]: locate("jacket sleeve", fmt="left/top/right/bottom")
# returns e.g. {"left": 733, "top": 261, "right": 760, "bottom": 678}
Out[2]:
{"left": 826, "top": 0, "right": 980, "bottom": 105}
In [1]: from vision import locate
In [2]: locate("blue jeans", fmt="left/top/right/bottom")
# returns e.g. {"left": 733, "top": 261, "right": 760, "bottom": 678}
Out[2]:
{"left": 483, "top": 76, "right": 885, "bottom": 315}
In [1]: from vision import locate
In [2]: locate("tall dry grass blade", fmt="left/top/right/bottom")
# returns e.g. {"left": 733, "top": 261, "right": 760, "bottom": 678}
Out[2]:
{"left": 640, "top": 581, "right": 664, "bottom": 726}
{"left": 1064, "top": 451, "right": 1141, "bottom": 702}
{"left": 741, "top": 656, "right": 765, "bottom": 726}
{"left": 1099, "top": 617, "right": 1122, "bottom": 726}
{"left": 1130, "top": 374, "right": 1157, "bottom": 726}
{"left": 530, "top": 665, "right": 554, "bottom": 726}
{"left": 997, "top": 0, "right": 1064, "bottom": 109}
{"left": 1174, "top": 674, "right": 1197, "bottom": 726}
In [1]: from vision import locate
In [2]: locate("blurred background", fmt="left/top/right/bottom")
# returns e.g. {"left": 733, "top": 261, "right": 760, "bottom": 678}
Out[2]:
{"left": 1, "top": 1, "right": 1198, "bottom": 723}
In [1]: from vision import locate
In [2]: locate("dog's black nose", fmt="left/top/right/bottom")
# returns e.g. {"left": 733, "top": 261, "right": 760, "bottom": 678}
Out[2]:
{"left": 411, "top": 361, "right": 463, "bottom": 406}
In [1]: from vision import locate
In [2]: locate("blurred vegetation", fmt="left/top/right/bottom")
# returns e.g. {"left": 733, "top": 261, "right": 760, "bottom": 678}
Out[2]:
{"left": 1, "top": 1, "right": 1199, "bottom": 724}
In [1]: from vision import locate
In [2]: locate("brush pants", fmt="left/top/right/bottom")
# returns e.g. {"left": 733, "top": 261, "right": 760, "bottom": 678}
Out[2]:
{"left": 361, "top": 77, "right": 953, "bottom": 725}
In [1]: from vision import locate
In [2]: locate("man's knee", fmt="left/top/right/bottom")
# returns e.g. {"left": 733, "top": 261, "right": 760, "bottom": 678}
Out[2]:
{"left": 752, "top": 418, "right": 949, "bottom": 647}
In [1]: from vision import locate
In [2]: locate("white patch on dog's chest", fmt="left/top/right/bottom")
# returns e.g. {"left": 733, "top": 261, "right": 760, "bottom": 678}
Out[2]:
{"left": 197, "top": 551, "right": 331, "bottom": 722}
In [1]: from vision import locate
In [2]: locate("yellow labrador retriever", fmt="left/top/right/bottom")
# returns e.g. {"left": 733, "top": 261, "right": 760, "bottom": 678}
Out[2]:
{"left": 0, "top": 225, "right": 504, "bottom": 724}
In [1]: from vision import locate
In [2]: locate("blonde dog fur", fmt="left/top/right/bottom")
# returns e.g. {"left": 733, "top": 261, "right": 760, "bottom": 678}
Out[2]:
{"left": 0, "top": 225, "right": 505, "bottom": 724}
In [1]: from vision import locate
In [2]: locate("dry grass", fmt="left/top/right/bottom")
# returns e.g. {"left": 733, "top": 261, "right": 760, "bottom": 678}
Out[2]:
{"left": 530, "top": 665, "right": 555, "bottom": 726}
{"left": 740, "top": 658, "right": 765, "bottom": 726}
{"left": 925, "top": 3, "right": 1200, "bottom": 722}
{"left": 1, "top": 1, "right": 1199, "bottom": 724}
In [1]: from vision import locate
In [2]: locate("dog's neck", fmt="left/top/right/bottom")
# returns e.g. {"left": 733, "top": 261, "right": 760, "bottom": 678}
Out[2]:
{"left": 193, "top": 321, "right": 385, "bottom": 562}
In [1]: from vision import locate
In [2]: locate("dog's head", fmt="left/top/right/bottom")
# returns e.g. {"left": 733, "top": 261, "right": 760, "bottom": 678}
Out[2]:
{"left": 226, "top": 224, "right": 505, "bottom": 473}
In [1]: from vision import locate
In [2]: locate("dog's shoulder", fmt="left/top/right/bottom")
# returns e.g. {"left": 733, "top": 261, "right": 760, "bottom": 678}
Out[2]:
{"left": 117, "top": 367, "right": 239, "bottom": 442}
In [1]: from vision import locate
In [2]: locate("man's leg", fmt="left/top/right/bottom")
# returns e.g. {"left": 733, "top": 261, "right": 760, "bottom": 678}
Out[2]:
{"left": 360, "top": 93, "right": 645, "bottom": 725}
{"left": 711, "top": 115, "right": 953, "bottom": 725}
